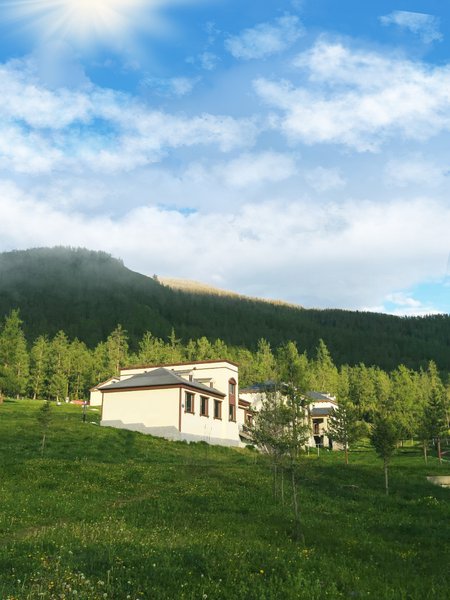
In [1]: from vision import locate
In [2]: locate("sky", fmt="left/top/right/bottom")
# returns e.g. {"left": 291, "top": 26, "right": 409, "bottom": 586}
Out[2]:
{"left": 1, "top": 0, "right": 450, "bottom": 315}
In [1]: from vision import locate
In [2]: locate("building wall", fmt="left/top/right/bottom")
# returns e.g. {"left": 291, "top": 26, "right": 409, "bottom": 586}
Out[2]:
{"left": 101, "top": 360, "right": 244, "bottom": 446}
{"left": 90, "top": 377, "right": 119, "bottom": 406}
{"left": 102, "top": 388, "right": 179, "bottom": 428}
{"left": 119, "top": 361, "right": 244, "bottom": 444}
{"left": 90, "top": 388, "right": 103, "bottom": 407}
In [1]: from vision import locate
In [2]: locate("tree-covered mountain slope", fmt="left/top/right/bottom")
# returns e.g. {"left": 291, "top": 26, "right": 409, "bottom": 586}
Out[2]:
{"left": 0, "top": 246, "right": 449, "bottom": 370}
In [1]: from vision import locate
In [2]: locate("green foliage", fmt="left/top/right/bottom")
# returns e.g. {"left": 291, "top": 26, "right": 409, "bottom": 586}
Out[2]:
{"left": 1, "top": 247, "right": 450, "bottom": 371}
{"left": 370, "top": 416, "right": 398, "bottom": 463}
{"left": 30, "top": 336, "right": 50, "bottom": 399}
{"left": 370, "top": 415, "right": 398, "bottom": 494}
{"left": 327, "top": 404, "right": 362, "bottom": 462}
{"left": 423, "top": 386, "right": 447, "bottom": 441}
{"left": 311, "top": 339, "right": 339, "bottom": 394}
{"left": 0, "top": 309, "right": 29, "bottom": 397}
{"left": 0, "top": 401, "right": 449, "bottom": 600}
{"left": 105, "top": 324, "right": 129, "bottom": 376}
{"left": 250, "top": 388, "right": 293, "bottom": 459}
{"left": 48, "top": 331, "right": 70, "bottom": 402}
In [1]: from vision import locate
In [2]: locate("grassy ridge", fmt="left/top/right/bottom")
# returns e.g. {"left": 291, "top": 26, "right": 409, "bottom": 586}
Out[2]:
{"left": 0, "top": 401, "right": 449, "bottom": 599}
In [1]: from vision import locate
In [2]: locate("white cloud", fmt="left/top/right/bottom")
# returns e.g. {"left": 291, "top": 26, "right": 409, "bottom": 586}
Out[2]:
{"left": 254, "top": 40, "right": 450, "bottom": 151}
{"left": 305, "top": 167, "right": 346, "bottom": 193}
{"left": 380, "top": 11, "right": 442, "bottom": 44}
{"left": 186, "top": 52, "right": 220, "bottom": 71}
{"left": 385, "top": 157, "right": 449, "bottom": 188}
{"left": 218, "top": 151, "right": 297, "bottom": 188}
{"left": 1, "top": 178, "right": 450, "bottom": 312}
{"left": 199, "top": 52, "right": 220, "bottom": 71}
{"left": 364, "top": 292, "right": 441, "bottom": 317}
{"left": 0, "top": 60, "right": 256, "bottom": 174}
{"left": 225, "top": 15, "right": 304, "bottom": 60}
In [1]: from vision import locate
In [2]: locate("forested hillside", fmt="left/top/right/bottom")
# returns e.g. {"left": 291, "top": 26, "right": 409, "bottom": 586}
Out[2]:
{"left": 0, "top": 247, "right": 449, "bottom": 371}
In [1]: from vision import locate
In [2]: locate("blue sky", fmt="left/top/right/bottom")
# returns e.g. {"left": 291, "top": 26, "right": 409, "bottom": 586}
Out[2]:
{"left": 1, "top": 0, "right": 450, "bottom": 315}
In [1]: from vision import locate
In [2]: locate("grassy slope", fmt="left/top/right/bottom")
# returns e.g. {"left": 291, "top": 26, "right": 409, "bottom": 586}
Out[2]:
{"left": 0, "top": 401, "right": 449, "bottom": 600}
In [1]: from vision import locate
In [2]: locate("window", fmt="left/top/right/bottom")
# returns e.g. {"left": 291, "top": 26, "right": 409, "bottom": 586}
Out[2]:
{"left": 185, "top": 392, "right": 194, "bottom": 414}
{"left": 214, "top": 399, "right": 222, "bottom": 419}
{"left": 228, "top": 378, "right": 236, "bottom": 422}
{"left": 313, "top": 418, "right": 323, "bottom": 434}
{"left": 200, "top": 396, "right": 209, "bottom": 417}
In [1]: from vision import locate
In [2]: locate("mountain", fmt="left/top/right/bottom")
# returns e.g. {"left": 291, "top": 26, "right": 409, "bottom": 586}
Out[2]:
{"left": 0, "top": 246, "right": 449, "bottom": 371}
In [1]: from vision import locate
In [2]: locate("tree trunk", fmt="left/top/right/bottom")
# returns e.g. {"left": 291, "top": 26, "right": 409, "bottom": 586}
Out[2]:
{"left": 423, "top": 442, "right": 428, "bottom": 465}
{"left": 273, "top": 464, "right": 278, "bottom": 500}
{"left": 437, "top": 438, "right": 442, "bottom": 465}
{"left": 41, "top": 433, "right": 46, "bottom": 455}
{"left": 384, "top": 460, "right": 389, "bottom": 496}
{"left": 345, "top": 444, "right": 349, "bottom": 465}
{"left": 291, "top": 467, "right": 303, "bottom": 542}
{"left": 281, "top": 468, "right": 285, "bottom": 506}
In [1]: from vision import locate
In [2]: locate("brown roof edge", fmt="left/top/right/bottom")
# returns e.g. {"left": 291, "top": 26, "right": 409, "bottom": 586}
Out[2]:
{"left": 121, "top": 358, "right": 240, "bottom": 371}
{"left": 238, "top": 399, "right": 251, "bottom": 407}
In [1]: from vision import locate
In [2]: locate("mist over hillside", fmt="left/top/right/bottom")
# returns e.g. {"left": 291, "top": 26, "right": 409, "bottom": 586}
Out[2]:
{"left": 0, "top": 246, "right": 449, "bottom": 371}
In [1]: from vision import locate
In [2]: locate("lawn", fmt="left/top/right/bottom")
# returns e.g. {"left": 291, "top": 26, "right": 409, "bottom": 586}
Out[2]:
{"left": 0, "top": 400, "right": 449, "bottom": 600}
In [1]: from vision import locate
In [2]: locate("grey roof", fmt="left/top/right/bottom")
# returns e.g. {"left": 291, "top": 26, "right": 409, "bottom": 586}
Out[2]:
{"left": 311, "top": 407, "right": 335, "bottom": 417}
{"left": 306, "top": 391, "right": 336, "bottom": 402}
{"left": 99, "top": 367, "right": 225, "bottom": 397}
{"left": 240, "top": 385, "right": 337, "bottom": 404}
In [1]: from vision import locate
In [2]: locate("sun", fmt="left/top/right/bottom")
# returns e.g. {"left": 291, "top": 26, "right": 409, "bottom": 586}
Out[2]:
{"left": 9, "top": 0, "right": 149, "bottom": 44}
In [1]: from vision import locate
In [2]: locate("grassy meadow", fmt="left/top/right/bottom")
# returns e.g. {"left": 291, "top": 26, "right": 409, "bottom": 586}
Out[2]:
{"left": 0, "top": 400, "right": 449, "bottom": 600}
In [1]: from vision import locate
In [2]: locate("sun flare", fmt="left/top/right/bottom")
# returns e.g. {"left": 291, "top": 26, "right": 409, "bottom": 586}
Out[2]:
{"left": 11, "top": 0, "right": 149, "bottom": 43}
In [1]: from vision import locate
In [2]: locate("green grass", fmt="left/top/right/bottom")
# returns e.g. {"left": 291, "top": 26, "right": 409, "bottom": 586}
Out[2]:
{"left": 0, "top": 400, "right": 449, "bottom": 600}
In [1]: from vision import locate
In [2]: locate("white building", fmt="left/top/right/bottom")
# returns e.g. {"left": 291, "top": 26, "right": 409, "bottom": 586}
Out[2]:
{"left": 96, "top": 360, "right": 247, "bottom": 447}
{"left": 89, "top": 376, "right": 119, "bottom": 407}
{"left": 240, "top": 384, "right": 338, "bottom": 449}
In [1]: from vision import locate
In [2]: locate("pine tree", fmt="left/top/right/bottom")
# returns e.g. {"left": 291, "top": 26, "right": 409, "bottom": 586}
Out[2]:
{"left": 276, "top": 341, "right": 311, "bottom": 391}
{"left": 48, "top": 331, "right": 70, "bottom": 402}
{"left": 390, "top": 365, "right": 422, "bottom": 444}
{"left": 106, "top": 324, "right": 129, "bottom": 376}
{"left": 138, "top": 332, "right": 165, "bottom": 364}
{"left": 69, "top": 339, "right": 91, "bottom": 401}
{"left": 164, "top": 329, "right": 183, "bottom": 363}
{"left": 250, "top": 381, "right": 309, "bottom": 540}
{"left": 0, "top": 310, "right": 30, "bottom": 398}
{"left": 370, "top": 416, "right": 398, "bottom": 495}
{"left": 422, "top": 386, "right": 447, "bottom": 464}
{"left": 327, "top": 367, "right": 364, "bottom": 463}
{"left": 253, "top": 339, "right": 276, "bottom": 383}
{"left": 195, "top": 337, "right": 214, "bottom": 360}
{"left": 311, "top": 339, "right": 338, "bottom": 395}
{"left": 30, "top": 336, "right": 50, "bottom": 400}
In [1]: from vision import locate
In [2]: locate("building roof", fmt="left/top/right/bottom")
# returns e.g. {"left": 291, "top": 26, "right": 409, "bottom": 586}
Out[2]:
{"left": 311, "top": 407, "right": 335, "bottom": 417}
{"left": 121, "top": 358, "right": 239, "bottom": 371}
{"left": 89, "top": 376, "right": 119, "bottom": 392}
{"left": 99, "top": 367, "right": 226, "bottom": 397}
{"left": 240, "top": 381, "right": 277, "bottom": 394}
{"left": 306, "top": 391, "right": 337, "bottom": 403}
{"left": 241, "top": 384, "right": 337, "bottom": 404}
